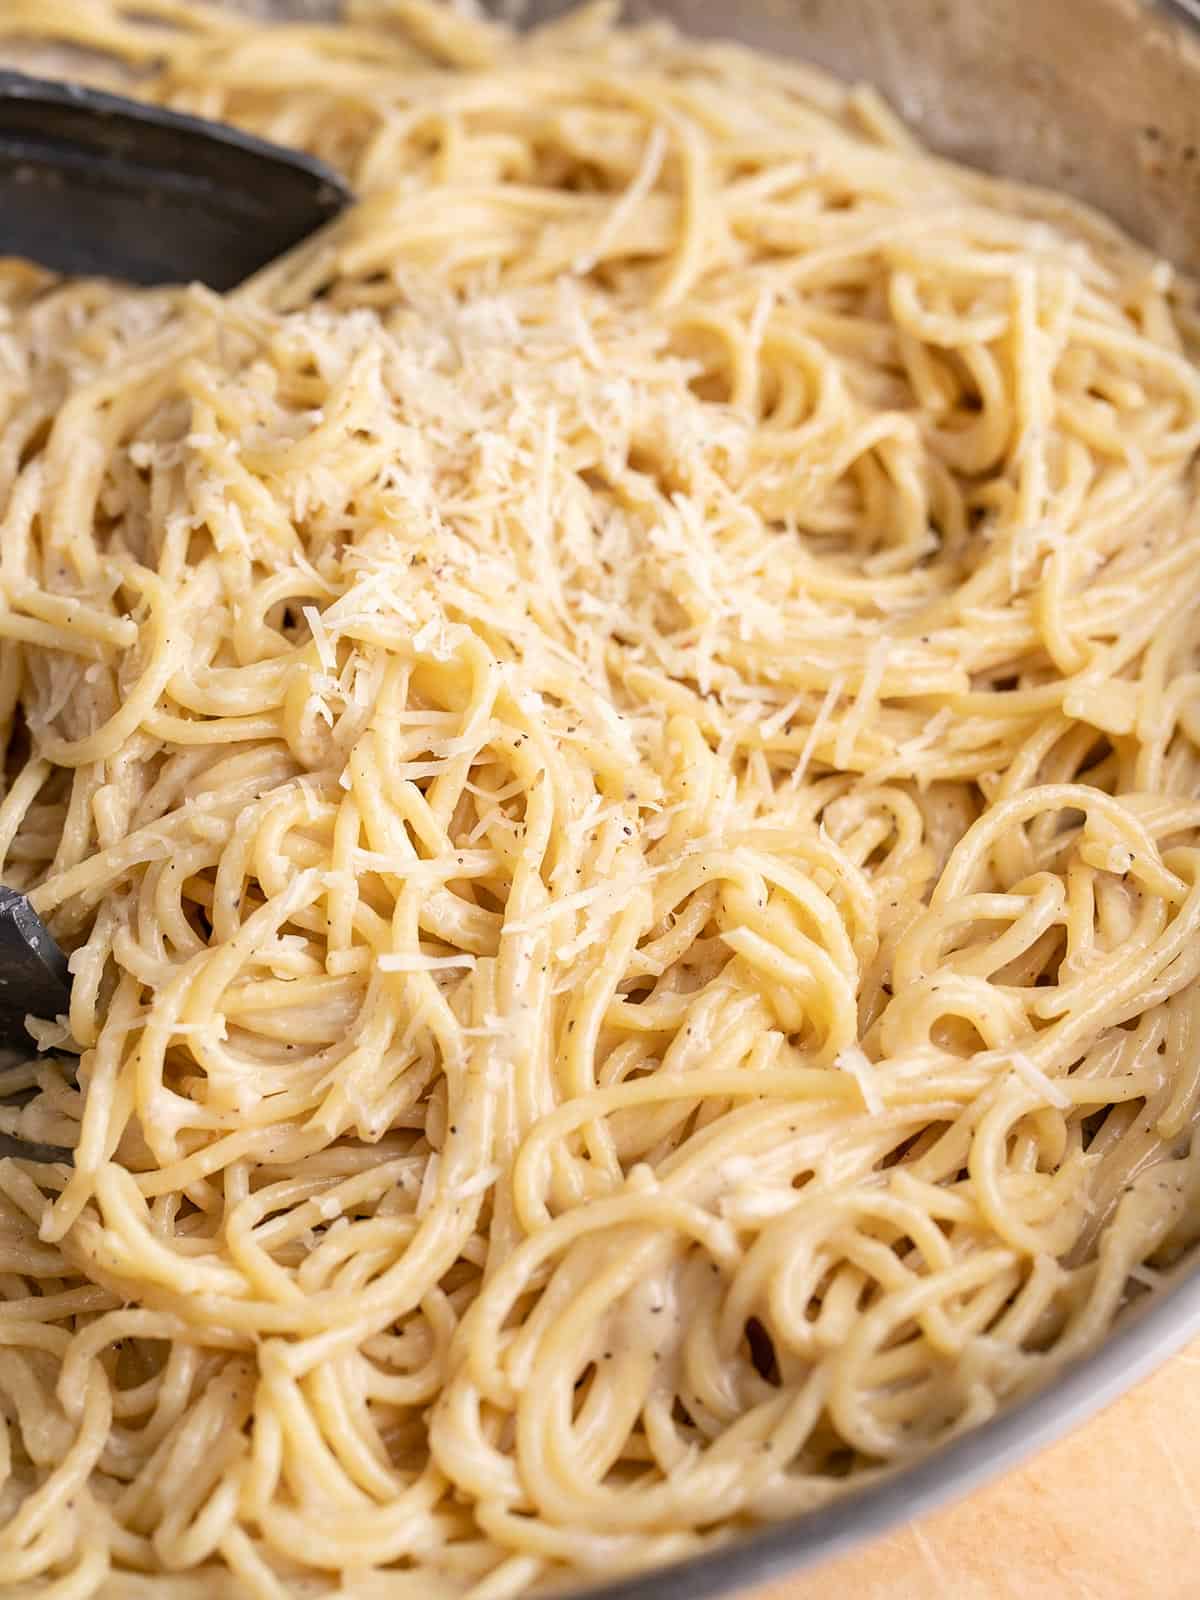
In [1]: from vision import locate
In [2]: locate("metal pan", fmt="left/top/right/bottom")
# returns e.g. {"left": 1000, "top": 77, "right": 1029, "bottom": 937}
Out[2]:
{"left": 521, "top": 0, "right": 1200, "bottom": 274}
{"left": 584, "top": 1263, "right": 1200, "bottom": 1597}
{"left": 456, "top": 3, "right": 1200, "bottom": 1589}
{"left": 510, "top": 8, "right": 1200, "bottom": 1589}
{"left": 23, "top": 0, "right": 1200, "bottom": 1593}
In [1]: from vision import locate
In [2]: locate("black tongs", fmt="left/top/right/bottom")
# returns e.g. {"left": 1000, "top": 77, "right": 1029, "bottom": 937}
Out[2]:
{"left": 0, "top": 888, "right": 73, "bottom": 1162}
{"left": 0, "top": 69, "right": 352, "bottom": 288}
{"left": 0, "top": 888, "right": 71, "bottom": 1052}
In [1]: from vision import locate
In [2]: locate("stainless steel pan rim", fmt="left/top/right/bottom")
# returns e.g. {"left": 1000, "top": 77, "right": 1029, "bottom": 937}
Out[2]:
{"left": 578, "top": 1262, "right": 1200, "bottom": 1598}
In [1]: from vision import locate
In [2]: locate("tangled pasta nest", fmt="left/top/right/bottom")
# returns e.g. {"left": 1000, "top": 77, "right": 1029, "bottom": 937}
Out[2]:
{"left": 0, "top": 2, "right": 1199, "bottom": 1596}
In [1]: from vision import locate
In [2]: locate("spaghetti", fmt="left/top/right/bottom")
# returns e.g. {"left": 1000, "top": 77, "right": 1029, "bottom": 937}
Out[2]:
{"left": 1, "top": 1, "right": 1200, "bottom": 1595}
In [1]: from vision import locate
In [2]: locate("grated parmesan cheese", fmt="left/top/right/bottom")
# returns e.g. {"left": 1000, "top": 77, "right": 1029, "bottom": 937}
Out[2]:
{"left": 835, "top": 641, "right": 890, "bottom": 770}
{"left": 378, "top": 952, "right": 478, "bottom": 973}
{"left": 977, "top": 1048, "right": 1071, "bottom": 1110}
{"left": 834, "top": 1046, "right": 884, "bottom": 1114}
{"left": 788, "top": 676, "right": 844, "bottom": 791}
{"left": 303, "top": 605, "right": 336, "bottom": 675}
{"left": 448, "top": 1164, "right": 502, "bottom": 1202}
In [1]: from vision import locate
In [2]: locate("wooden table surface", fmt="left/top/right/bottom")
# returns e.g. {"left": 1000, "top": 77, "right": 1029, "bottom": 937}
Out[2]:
{"left": 747, "top": 1337, "right": 1200, "bottom": 1600}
